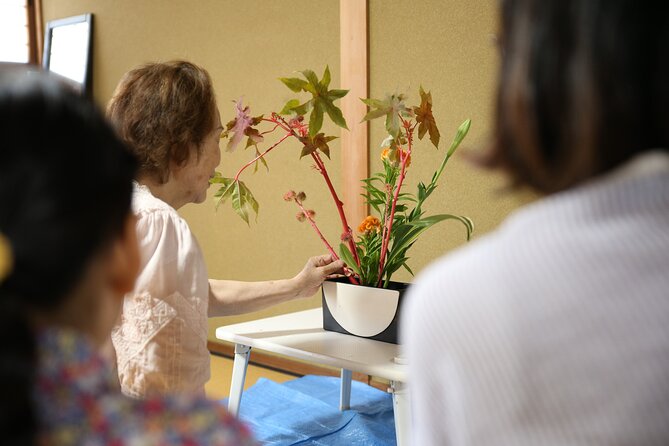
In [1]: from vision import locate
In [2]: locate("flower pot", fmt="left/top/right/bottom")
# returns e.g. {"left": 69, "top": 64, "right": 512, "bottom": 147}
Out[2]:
{"left": 321, "top": 277, "right": 409, "bottom": 344}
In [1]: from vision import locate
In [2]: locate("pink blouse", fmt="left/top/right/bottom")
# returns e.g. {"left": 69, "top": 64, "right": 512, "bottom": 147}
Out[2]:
{"left": 112, "top": 183, "right": 210, "bottom": 397}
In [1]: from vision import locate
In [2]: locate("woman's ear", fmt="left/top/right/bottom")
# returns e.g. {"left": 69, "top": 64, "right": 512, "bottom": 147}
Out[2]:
{"left": 108, "top": 214, "right": 140, "bottom": 296}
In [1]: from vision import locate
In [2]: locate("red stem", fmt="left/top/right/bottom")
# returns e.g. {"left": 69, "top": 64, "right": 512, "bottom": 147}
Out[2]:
{"left": 234, "top": 132, "right": 291, "bottom": 181}
{"left": 263, "top": 116, "right": 292, "bottom": 133}
{"left": 260, "top": 123, "right": 281, "bottom": 135}
{"left": 376, "top": 118, "right": 415, "bottom": 286}
{"left": 295, "top": 200, "right": 359, "bottom": 285}
{"left": 237, "top": 113, "right": 360, "bottom": 283}
{"left": 310, "top": 151, "right": 361, "bottom": 268}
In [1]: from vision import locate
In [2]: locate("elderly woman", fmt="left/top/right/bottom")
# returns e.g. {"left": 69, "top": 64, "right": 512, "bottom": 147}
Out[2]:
{"left": 403, "top": 0, "right": 669, "bottom": 444}
{"left": 107, "top": 61, "right": 343, "bottom": 398}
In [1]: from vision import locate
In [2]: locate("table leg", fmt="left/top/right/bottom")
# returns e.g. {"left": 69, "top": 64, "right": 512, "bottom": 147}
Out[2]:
{"left": 227, "top": 343, "right": 252, "bottom": 416}
{"left": 339, "top": 368, "right": 352, "bottom": 410}
{"left": 390, "top": 380, "right": 410, "bottom": 446}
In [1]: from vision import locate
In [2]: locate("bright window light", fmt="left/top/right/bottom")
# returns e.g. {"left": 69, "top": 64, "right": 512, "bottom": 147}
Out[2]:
{"left": 0, "top": 0, "right": 29, "bottom": 63}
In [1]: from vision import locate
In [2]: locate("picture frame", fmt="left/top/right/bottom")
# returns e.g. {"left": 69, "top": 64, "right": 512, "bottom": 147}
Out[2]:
{"left": 42, "top": 13, "right": 93, "bottom": 98}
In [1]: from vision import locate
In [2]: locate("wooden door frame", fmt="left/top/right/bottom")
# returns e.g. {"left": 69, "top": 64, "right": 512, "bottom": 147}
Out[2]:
{"left": 339, "top": 0, "right": 369, "bottom": 232}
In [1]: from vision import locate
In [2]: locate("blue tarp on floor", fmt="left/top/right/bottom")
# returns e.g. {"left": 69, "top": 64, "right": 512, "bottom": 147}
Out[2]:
{"left": 228, "top": 375, "right": 396, "bottom": 445}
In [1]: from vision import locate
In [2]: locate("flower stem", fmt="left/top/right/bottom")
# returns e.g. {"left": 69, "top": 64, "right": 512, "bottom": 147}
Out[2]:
{"left": 310, "top": 151, "right": 361, "bottom": 268}
{"left": 233, "top": 132, "right": 292, "bottom": 181}
{"left": 260, "top": 123, "right": 281, "bottom": 135}
{"left": 295, "top": 199, "right": 359, "bottom": 285}
{"left": 377, "top": 118, "right": 415, "bottom": 287}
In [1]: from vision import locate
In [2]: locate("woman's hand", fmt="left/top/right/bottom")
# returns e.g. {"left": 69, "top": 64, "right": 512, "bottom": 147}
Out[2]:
{"left": 292, "top": 254, "right": 345, "bottom": 299}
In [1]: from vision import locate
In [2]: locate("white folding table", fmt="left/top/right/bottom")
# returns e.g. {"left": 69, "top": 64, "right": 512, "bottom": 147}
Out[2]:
{"left": 215, "top": 308, "right": 410, "bottom": 445}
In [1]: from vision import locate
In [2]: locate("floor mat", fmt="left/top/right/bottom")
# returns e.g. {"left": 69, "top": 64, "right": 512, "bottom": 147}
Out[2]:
{"left": 229, "top": 375, "right": 396, "bottom": 445}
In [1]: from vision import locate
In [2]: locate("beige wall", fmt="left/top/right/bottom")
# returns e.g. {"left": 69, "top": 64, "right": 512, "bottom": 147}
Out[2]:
{"left": 42, "top": 0, "right": 532, "bottom": 341}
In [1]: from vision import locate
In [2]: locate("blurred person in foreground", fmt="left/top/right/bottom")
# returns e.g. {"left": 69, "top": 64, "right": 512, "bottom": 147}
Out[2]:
{"left": 0, "top": 72, "right": 255, "bottom": 445}
{"left": 402, "top": 1, "right": 669, "bottom": 444}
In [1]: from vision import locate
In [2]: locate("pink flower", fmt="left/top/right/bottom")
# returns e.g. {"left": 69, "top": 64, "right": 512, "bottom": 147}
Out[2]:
{"left": 226, "top": 98, "right": 253, "bottom": 152}
{"left": 283, "top": 190, "right": 296, "bottom": 201}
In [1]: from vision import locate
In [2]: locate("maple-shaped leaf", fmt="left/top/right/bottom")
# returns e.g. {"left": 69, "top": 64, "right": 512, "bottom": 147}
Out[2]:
{"left": 278, "top": 66, "right": 349, "bottom": 137}
{"left": 231, "top": 181, "right": 259, "bottom": 224}
{"left": 244, "top": 127, "right": 264, "bottom": 147}
{"left": 413, "top": 86, "right": 440, "bottom": 148}
{"left": 211, "top": 176, "right": 261, "bottom": 224}
{"left": 298, "top": 133, "right": 337, "bottom": 159}
{"left": 360, "top": 93, "right": 409, "bottom": 137}
{"left": 211, "top": 173, "right": 236, "bottom": 209}
{"left": 224, "top": 99, "right": 254, "bottom": 152}
{"left": 279, "top": 77, "right": 308, "bottom": 93}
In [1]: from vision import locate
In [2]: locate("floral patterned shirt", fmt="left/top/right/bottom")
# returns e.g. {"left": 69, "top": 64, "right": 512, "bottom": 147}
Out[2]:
{"left": 35, "top": 328, "right": 256, "bottom": 446}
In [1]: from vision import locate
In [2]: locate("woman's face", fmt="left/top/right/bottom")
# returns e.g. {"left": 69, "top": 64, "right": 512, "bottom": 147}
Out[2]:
{"left": 176, "top": 109, "right": 223, "bottom": 205}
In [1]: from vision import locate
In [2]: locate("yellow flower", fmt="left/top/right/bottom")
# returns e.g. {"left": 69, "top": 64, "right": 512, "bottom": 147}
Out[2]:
{"left": 380, "top": 147, "right": 411, "bottom": 168}
{"left": 358, "top": 216, "right": 381, "bottom": 234}
{"left": 0, "top": 232, "right": 13, "bottom": 282}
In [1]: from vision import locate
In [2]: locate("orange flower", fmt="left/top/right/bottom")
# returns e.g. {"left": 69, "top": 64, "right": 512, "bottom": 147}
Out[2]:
{"left": 380, "top": 147, "right": 411, "bottom": 167}
{"left": 358, "top": 216, "right": 381, "bottom": 234}
{"left": 380, "top": 146, "right": 392, "bottom": 161}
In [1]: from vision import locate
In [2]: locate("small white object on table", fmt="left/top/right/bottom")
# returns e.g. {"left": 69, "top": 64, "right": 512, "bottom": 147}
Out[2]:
{"left": 215, "top": 308, "right": 410, "bottom": 445}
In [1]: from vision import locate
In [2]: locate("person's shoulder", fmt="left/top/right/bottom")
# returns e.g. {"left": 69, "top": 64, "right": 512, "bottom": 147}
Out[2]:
{"left": 133, "top": 183, "right": 177, "bottom": 215}
{"left": 132, "top": 184, "right": 191, "bottom": 235}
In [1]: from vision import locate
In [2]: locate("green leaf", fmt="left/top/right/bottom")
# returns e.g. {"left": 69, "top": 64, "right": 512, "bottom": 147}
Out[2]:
{"left": 230, "top": 181, "right": 259, "bottom": 225}
{"left": 301, "top": 69, "right": 320, "bottom": 90}
{"left": 292, "top": 101, "right": 311, "bottom": 116}
{"left": 211, "top": 175, "right": 236, "bottom": 208}
{"left": 360, "top": 93, "right": 408, "bottom": 137}
{"left": 360, "top": 98, "right": 384, "bottom": 108}
{"left": 329, "top": 89, "right": 348, "bottom": 99}
{"left": 279, "top": 77, "right": 307, "bottom": 93}
{"left": 252, "top": 146, "right": 269, "bottom": 172}
{"left": 361, "top": 107, "right": 389, "bottom": 122}
{"left": 321, "top": 65, "right": 331, "bottom": 89}
{"left": 309, "top": 101, "right": 324, "bottom": 136}
{"left": 280, "top": 99, "right": 301, "bottom": 115}
{"left": 385, "top": 109, "right": 401, "bottom": 138}
{"left": 406, "top": 214, "right": 474, "bottom": 240}
{"left": 322, "top": 99, "right": 348, "bottom": 130}
{"left": 381, "top": 214, "right": 473, "bottom": 277}
{"left": 339, "top": 243, "right": 361, "bottom": 277}
{"left": 282, "top": 67, "right": 349, "bottom": 136}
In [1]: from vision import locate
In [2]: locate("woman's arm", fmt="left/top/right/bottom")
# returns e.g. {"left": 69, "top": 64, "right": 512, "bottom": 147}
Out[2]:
{"left": 208, "top": 254, "right": 344, "bottom": 316}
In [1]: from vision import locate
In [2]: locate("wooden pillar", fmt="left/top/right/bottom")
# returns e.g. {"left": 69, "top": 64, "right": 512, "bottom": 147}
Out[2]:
{"left": 340, "top": 0, "right": 369, "bottom": 231}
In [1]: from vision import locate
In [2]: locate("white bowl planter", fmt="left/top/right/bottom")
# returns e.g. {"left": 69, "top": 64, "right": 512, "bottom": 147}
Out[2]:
{"left": 321, "top": 278, "right": 409, "bottom": 344}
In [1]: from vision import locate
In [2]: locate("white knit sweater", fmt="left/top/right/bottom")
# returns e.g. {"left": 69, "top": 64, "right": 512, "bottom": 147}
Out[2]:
{"left": 402, "top": 152, "right": 669, "bottom": 446}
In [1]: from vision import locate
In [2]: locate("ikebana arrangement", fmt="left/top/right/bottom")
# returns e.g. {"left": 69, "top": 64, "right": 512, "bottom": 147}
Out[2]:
{"left": 212, "top": 66, "right": 473, "bottom": 289}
